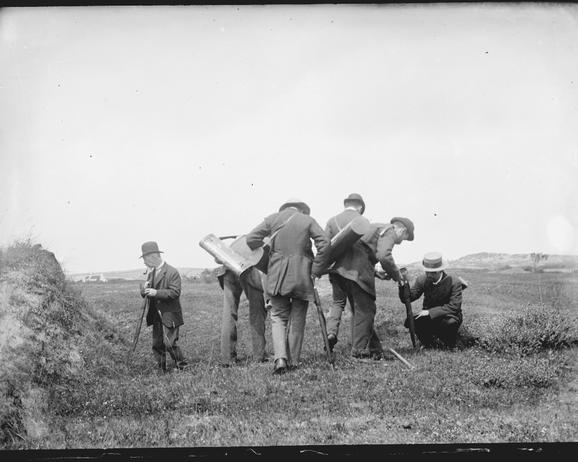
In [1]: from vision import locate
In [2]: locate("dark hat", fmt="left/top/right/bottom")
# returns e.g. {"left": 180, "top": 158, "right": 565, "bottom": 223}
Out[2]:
{"left": 140, "top": 241, "right": 164, "bottom": 258}
{"left": 390, "top": 217, "right": 415, "bottom": 241}
{"left": 279, "top": 198, "right": 311, "bottom": 216}
{"left": 421, "top": 252, "right": 447, "bottom": 272}
{"left": 343, "top": 193, "right": 365, "bottom": 215}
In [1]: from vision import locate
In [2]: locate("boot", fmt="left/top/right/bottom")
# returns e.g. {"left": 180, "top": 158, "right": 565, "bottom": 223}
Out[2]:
{"left": 273, "top": 358, "right": 288, "bottom": 375}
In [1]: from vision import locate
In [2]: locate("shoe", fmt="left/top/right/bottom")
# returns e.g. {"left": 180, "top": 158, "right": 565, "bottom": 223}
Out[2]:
{"left": 370, "top": 352, "right": 384, "bottom": 361}
{"left": 326, "top": 334, "right": 338, "bottom": 353}
{"left": 351, "top": 350, "right": 383, "bottom": 362}
{"left": 176, "top": 361, "right": 190, "bottom": 370}
{"left": 273, "top": 358, "right": 288, "bottom": 375}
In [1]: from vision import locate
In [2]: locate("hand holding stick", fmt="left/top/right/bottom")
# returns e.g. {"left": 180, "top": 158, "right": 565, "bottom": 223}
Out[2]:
{"left": 399, "top": 268, "right": 418, "bottom": 350}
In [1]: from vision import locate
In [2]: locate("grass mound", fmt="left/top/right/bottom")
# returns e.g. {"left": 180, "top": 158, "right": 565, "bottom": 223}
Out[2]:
{"left": 0, "top": 240, "right": 124, "bottom": 447}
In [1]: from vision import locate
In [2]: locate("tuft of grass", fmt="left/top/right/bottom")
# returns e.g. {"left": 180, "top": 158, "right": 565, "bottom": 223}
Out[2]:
{"left": 476, "top": 303, "right": 578, "bottom": 356}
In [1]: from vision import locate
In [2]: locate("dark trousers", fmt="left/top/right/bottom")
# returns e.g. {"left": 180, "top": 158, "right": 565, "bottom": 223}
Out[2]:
{"left": 413, "top": 315, "right": 460, "bottom": 348}
{"left": 331, "top": 274, "right": 382, "bottom": 356}
{"left": 152, "top": 320, "right": 186, "bottom": 370}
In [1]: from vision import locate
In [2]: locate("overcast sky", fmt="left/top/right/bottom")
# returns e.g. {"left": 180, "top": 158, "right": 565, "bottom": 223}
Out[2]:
{"left": 1, "top": 4, "right": 577, "bottom": 274}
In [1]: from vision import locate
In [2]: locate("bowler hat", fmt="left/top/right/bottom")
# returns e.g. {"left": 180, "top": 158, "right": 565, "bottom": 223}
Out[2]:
{"left": 344, "top": 193, "right": 365, "bottom": 215}
{"left": 140, "top": 241, "right": 164, "bottom": 258}
{"left": 390, "top": 217, "right": 415, "bottom": 241}
{"left": 421, "top": 252, "right": 447, "bottom": 272}
{"left": 279, "top": 198, "right": 311, "bottom": 216}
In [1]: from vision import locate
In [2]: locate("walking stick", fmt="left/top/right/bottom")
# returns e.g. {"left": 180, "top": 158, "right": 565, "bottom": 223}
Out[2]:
{"left": 312, "top": 279, "right": 335, "bottom": 370}
{"left": 157, "top": 309, "right": 181, "bottom": 371}
{"left": 387, "top": 347, "right": 416, "bottom": 370}
{"left": 399, "top": 268, "right": 418, "bottom": 350}
{"left": 126, "top": 294, "right": 149, "bottom": 365}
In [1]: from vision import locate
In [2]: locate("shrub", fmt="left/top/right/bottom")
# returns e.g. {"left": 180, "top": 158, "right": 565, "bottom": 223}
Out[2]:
{"left": 477, "top": 303, "right": 578, "bottom": 355}
{"left": 466, "top": 354, "right": 558, "bottom": 389}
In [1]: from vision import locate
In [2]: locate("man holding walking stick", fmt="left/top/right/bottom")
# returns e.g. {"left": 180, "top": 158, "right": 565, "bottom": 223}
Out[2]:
{"left": 246, "top": 198, "right": 329, "bottom": 375}
{"left": 399, "top": 252, "right": 465, "bottom": 350}
{"left": 139, "top": 241, "right": 188, "bottom": 372}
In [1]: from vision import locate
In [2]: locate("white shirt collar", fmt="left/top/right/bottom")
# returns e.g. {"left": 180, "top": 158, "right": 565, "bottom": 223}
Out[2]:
{"left": 155, "top": 261, "right": 165, "bottom": 272}
{"left": 432, "top": 273, "right": 444, "bottom": 285}
{"left": 344, "top": 206, "right": 358, "bottom": 211}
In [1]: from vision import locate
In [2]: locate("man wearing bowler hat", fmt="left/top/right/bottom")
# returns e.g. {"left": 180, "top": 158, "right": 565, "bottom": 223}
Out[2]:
{"left": 246, "top": 198, "right": 329, "bottom": 374}
{"left": 139, "top": 241, "right": 188, "bottom": 371}
{"left": 215, "top": 235, "right": 268, "bottom": 367}
{"left": 324, "top": 193, "right": 367, "bottom": 352}
{"left": 400, "top": 251, "right": 463, "bottom": 349}
{"left": 340, "top": 216, "right": 415, "bottom": 360}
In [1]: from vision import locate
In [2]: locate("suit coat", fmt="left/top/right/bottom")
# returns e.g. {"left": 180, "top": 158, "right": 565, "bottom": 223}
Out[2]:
{"left": 325, "top": 209, "right": 376, "bottom": 297}
{"left": 246, "top": 208, "right": 329, "bottom": 301}
{"left": 141, "top": 262, "right": 184, "bottom": 328}
{"left": 407, "top": 272, "right": 463, "bottom": 324}
{"left": 328, "top": 221, "right": 403, "bottom": 298}
{"left": 375, "top": 224, "right": 403, "bottom": 283}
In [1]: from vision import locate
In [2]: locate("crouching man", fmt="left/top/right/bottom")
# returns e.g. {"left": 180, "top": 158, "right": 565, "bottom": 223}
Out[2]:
{"left": 400, "top": 252, "right": 463, "bottom": 349}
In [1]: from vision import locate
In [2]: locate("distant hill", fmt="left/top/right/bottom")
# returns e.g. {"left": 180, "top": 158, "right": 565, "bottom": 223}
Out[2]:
{"left": 68, "top": 267, "right": 206, "bottom": 282}
{"left": 447, "top": 252, "right": 578, "bottom": 272}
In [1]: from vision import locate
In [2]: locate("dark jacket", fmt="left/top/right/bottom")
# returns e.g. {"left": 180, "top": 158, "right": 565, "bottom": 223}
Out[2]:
{"left": 246, "top": 208, "right": 329, "bottom": 301}
{"left": 141, "top": 263, "right": 184, "bottom": 328}
{"left": 329, "top": 221, "right": 403, "bottom": 298}
{"left": 406, "top": 272, "right": 463, "bottom": 324}
{"left": 375, "top": 224, "right": 403, "bottom": 283}
{"left": 325, "top": 209, "right": 376, "bottom": 296}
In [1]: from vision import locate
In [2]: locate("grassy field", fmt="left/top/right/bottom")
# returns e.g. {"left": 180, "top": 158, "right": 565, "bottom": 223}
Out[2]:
{"left": 10, "top": 268, "right": 571, "bottom": 449}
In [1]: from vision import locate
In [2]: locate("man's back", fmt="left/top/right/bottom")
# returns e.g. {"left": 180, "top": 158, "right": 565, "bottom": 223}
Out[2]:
{"left": 246, "top": 208, "right": 329, "bottom": 300}
{"left": 325, "top": 209, "right": 360, "bottom": 240}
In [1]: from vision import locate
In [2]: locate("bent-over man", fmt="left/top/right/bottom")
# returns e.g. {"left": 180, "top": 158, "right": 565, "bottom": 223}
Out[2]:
{"left": 333, "top": 216, "right": 415, "bottom": 360}
{"left": 216, "top": 235, "right": 268, "bottom": 366}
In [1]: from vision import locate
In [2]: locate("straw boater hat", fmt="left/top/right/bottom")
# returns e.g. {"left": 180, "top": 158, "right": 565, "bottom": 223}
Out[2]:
{"left": 140, "top": 241, "right": 164, "bottom": 258}
{"left": 343, "top": 193, "right": 365, "bottom": 215}
{"left": 279, "top": 198, "right": 311, "bottom": 216}
{"left": 390, "top": 217, "right": 415, "bottom": 241}
{"left": 421, "top": 252, "right": 447, "bottom": 272}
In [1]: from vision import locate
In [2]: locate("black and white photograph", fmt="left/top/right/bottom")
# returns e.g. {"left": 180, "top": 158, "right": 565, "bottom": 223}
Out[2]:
{"left": 1, "top": 2, "right": 577, "bottom": 458}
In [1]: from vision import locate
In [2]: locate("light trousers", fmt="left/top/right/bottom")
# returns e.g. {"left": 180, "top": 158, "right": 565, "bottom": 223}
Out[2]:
{"left": 269, "top": 295, "right": 309, "bottom": 365}
{"left": 221, "top": 271, "right": 267, "bottom": 363}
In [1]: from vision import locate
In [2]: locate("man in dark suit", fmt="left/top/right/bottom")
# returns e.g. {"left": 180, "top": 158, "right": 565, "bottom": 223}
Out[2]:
{"left": 400, "top": 252, "right": 463, "bottom": 349}
{"left": 326, "top": 215, "right": 415, "bottom": 360}
{"left": 246, "top": 198, "right": 329, "bottom": 374}
{"left": 140, "top": 241, "right": 188, "bottom": 372}
{"left": 324, "top": 193, "right": 366, "bottom": 351}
